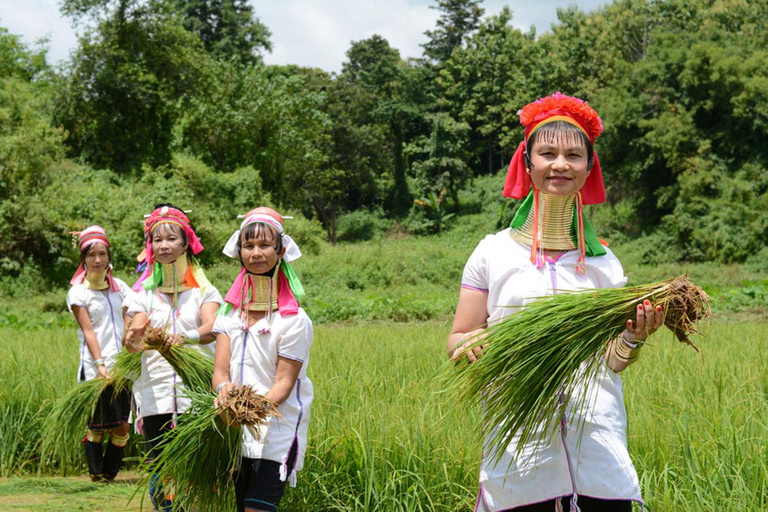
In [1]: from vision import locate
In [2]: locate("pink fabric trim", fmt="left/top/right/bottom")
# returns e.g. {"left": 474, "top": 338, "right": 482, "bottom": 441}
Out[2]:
{"left": 462, "top": 284, "right": 489, "bottom": 293}
{"left": 224, "top": 266, "right": 299, "bottom": 316}
{"left": 131, "top": 265, "right": 152, "bottom": 292}
{"left": 69, "top": 264, "right": 120, "bottom": 292}
{"left": 241, "top": 213, "right": 283, "bottom": 234}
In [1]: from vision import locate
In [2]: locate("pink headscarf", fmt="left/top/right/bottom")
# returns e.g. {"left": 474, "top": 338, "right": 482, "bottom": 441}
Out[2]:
{"left": 503, "top": 92, "right": 606, "bottom": 205}
{"left": 69, "top": 225, "right": 120, "bottom": 291}
{"left": 132, "top": 205, "right": 204, "bottom": 291}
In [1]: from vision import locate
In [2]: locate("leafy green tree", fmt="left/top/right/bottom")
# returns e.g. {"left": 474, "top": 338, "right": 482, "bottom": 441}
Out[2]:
{"left": 53, "top": 1, "right": 210, "bottom": 172}
{"left": 0, "top": 27, "right": 48, "bottom": 80}
{"left": 422, "top": 0, "right": 485, "bottom": 64}
{"left": 171, "top": 0, "right": 271, "bottom": 64}
{"left": 0, "top": 76, "right": 65, "bottom": 277}
{"left": 342, "top": 35, "right": 418, "bottom": 216}
{"left": 439, "top": 7, "right": 544, "bottom": 175}
{"left": 405, "top": 112, "right": 469, "bottom": 209}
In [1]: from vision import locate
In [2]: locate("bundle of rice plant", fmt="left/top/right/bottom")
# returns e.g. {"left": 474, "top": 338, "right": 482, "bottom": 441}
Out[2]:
{"left": 40, "top": 350, "right": 142, "bottom": 473}
{"left": 449, "top": 275, "right": 710, "bottom": 462}
{"left": 142, "top": 385, "right": 279, "bottom": 511}
{"left": 140, "top": 327, "right": 214, "bottom": 394}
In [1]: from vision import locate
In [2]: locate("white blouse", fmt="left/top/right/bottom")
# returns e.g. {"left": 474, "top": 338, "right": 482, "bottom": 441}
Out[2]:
{"left": 127, "top": 285, "right": 222, "bottom": 419}
{"left": 462, "top": 228, "right": 642, "bottom": 511}
{"left": 213, "top": 307, "right": 313, "bottom": 483}
{"left": 66, "top": 279, "right": 131, "bottom": 382}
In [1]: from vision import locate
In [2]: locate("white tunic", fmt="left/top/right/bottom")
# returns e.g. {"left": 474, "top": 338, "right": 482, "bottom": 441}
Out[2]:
{"left": 462, "top": 228, "right": 642, "bottom": 511}
{"left": 66, "top": 279, "right": 131, "bottom": 382}
{"left": 212, "top": 307, "right": 313, "bottom": 482}
{"left": 127, "top": 285, "right": 222, "bottom": 419}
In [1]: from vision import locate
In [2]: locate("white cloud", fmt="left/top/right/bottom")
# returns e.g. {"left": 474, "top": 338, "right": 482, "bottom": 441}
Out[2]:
{"left": 0, "top": 0, "right": 79, "bottom": 64}
{"left": 0, "top": 0, "right": 610, "bottom": 71}
{"left": 254, "top": 0, "right": 439, "bottom": 71}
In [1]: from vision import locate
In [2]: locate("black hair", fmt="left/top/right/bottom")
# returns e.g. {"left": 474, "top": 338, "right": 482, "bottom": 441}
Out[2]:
{"left": 524, "top": 121, "right": 594, "bottom": 170}
{"left": 80, "top": 243, "right": 111, "bottom": 267}
{"left": 236, "top": 223, "right": 284, "bottom": 271}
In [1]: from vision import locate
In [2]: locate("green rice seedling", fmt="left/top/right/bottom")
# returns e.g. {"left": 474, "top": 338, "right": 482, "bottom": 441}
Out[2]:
{"left": 142, "top": 386, "right": 278, "bottom": 511}
{"left": 449, "top": 275, "right": 710, "bottom": 463}
{"left": 141, "top": 327, "right": 214, "bottom": 394}
{"left": 39, "top": 351, "right": 143, "bottom": 473}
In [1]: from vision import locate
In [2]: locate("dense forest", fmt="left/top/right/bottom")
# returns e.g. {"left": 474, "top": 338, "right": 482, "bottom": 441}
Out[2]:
{"left": 1, "top": 0, "right": 767, "bottom": 288}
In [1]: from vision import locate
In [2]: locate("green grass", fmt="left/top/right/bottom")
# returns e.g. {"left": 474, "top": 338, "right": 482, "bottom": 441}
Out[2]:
{"left": 2, "top": 322, "right": 765, "bottom": 510}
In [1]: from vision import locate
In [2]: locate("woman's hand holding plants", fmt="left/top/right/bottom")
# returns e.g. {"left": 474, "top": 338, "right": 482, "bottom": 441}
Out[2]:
{"left": 624, "top": 299, "right": 664, "bottom": 341}
{"left": 451, "top": 328, "right": 488, "bottom": 363}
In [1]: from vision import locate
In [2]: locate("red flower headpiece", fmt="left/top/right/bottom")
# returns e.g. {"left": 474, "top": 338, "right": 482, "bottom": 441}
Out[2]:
{"left": 520, "top": 91, "right": 603, "bottom": 143}
{"left": 503, "top": 92, "right": 606, "bottom": 205}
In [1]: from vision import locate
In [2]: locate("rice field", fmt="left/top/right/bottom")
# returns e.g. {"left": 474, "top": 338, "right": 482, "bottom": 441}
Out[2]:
{"left": 0, "top": 321, "right": 766, "bottom": 511}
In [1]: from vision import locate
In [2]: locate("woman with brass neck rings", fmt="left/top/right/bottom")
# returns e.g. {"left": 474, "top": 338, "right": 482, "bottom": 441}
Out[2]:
{"left": 212, "top": 207, "right": 313, "bottom": 512}
{"left": 66, "top": 226, "right": 132, "bottom": 482}
{"left": 448, "top": 93, "right": 663, "bottom": 512}
{"left": 124, "top": 204, "right": 222, "bottom": 511}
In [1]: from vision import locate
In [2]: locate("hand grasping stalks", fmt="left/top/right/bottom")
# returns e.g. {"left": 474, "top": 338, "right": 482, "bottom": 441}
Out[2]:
{"left": 215, "top": 385, "right": 281, "bottom": 439}
{"left": 143, "top": 386, "right": 281, "bottom": 512}
{"left": 138, "top": 326, "right": 214, "bottom": 394}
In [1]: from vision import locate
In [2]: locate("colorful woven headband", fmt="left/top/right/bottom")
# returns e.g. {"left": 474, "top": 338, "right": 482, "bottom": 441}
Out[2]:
{"left": 143, "top": 206, "right": 204, "bottom": 262}
{"left": 71, "top": 225, "right": 110, "bottom": 252}
{"left": 503, "top": 92, "right": 606, "bottom": 205}
{"left": 69, "top": 225, "right": 120, "bottom": 291}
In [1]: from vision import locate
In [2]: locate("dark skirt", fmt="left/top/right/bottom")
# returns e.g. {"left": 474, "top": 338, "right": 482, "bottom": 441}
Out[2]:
{"left": 87, "top": 384, "right": 131, "bottom": 431}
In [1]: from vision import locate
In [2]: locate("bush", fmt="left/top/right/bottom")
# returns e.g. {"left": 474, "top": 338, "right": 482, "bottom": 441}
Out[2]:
{"left": 336, "top": 210, "right": 389, "bottom": 243}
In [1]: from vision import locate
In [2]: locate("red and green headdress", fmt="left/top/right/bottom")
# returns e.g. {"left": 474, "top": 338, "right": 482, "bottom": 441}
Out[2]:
{"left": 504, "top": 93, "right": 608, "bottom": 273}
{"left": 503, "top": 91, "right": 606, "bottom": 204}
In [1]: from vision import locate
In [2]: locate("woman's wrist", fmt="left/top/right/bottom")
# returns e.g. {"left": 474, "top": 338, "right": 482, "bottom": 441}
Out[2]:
{"left": 216, "top": 381, "right": 231, "bottom": 394}
{"left": 620, "top": 330, "right": 641, "bottom": 347}
{"left": 183, "top": 329, "right": 200, "bottom": 343}
{"left": 93, "top": 358, "right": 105, "bottom": 367}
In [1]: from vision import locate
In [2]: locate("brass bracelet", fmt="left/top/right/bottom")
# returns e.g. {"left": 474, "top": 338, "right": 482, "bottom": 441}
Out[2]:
{"left": 612, "top": 334, "right": 642, "bottom": 364}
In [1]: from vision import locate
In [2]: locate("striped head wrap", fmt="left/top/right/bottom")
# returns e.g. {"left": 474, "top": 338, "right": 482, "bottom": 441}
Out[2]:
{"left": 69, "top": 225, "right": 120, "bottom": 291}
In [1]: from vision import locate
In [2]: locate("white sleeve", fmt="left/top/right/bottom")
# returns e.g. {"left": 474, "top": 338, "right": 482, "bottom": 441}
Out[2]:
{"left": 116, "top": 278, "right": 132, "bottom": 306}
{"left": 212, "top": 312, "right": 231, "bottom": 336}
{"left": 66, "top": 286, "right": 87, "bottom": 312}
{"left": 461, "top": 237, "right": 491, "bottom": 293}
{"left": 201, "top": 285, "right": 223, "bottom": 306}
{"left": 592, "top": 247, "right": 628, "bottom": 289}
{"left": 276, "top": 312, "right": 313, "bottom": 364}
{"left": 126, "top": 289, "right": 149, "bottom": 317}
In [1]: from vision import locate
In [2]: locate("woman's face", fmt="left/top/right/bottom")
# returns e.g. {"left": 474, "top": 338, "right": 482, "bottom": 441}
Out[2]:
{"left": 240, "top": 226, "right": 285, "bottom": 275}
{"left": 84, "top": 243, "right": 109, "bottom": 273}
{"left": 151, "top": 223, "right": 188, "bottom": 264}
{"left": 527, "top": 133, "right": 590, "bottom": 197}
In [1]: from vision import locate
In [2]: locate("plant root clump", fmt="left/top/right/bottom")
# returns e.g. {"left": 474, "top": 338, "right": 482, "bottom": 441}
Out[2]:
{"left": 219, "top": 385, "right": 281, "bottom": 440}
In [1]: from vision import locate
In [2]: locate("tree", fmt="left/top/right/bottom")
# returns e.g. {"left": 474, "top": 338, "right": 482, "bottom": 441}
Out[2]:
{"left": 422, "top": 0, "right": 484, "bottom": 64}
{"left": 54, "top": 1, "right": 211, "bottom": 172}
{"left": 439, "top": 7, "right": 543, "bottom": 175}
{"left": 172, "top": 0, "right": 271, "bottom": 64}
{"left": 405, "top": 112, "right": 470, "bottom": 209}
{"left": 342, "top": 35, "right": 417, "bottom": 216}
{"left": 0, "top": 27, "right": 48, "bottom": 80}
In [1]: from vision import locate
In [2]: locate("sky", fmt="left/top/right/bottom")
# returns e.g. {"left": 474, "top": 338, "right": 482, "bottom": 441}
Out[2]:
{"left": 0, "top": 0, "right": 608, "bottom": 73}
